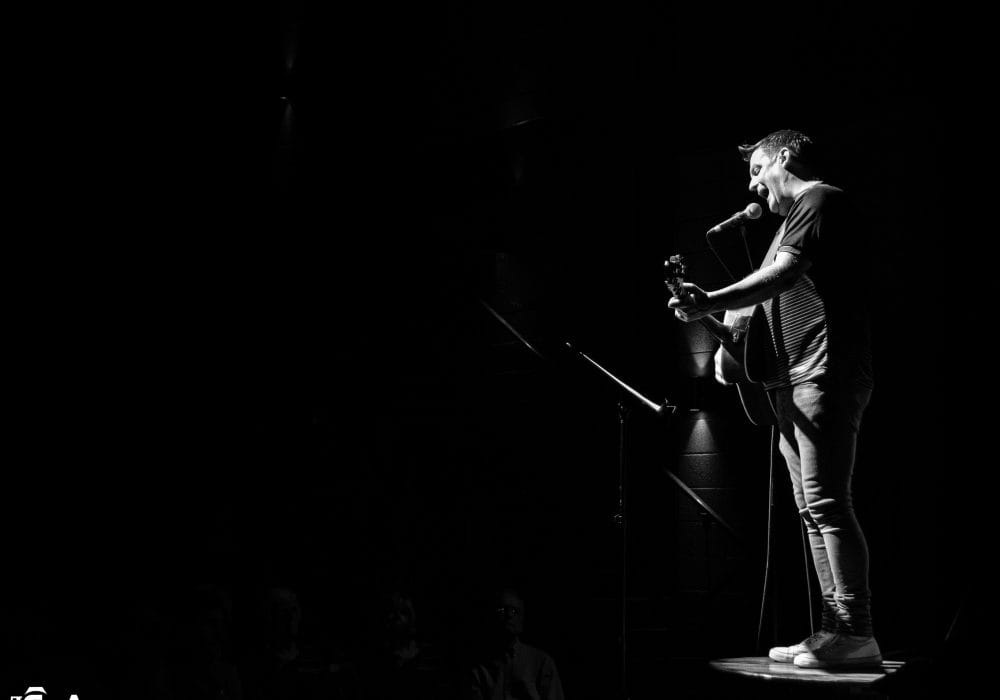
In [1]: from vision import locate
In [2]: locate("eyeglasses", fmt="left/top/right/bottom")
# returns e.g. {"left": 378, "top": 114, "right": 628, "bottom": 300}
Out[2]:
{"left": 496, "top": 606, "right": 521, "bottom": 616}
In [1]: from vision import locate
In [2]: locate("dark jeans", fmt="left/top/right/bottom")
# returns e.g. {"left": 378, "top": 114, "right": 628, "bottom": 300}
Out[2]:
{"left": 773, "top": 379, "right": 874, "bottom": 636}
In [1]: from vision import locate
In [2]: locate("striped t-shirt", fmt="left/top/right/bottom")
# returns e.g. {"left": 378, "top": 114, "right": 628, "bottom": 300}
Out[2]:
{"left": 760, "top": 184, "right": 873, "bottom": 390}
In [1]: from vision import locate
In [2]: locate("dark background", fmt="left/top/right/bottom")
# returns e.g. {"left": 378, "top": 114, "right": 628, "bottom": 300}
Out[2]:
{"left": 7, "top": 2, "right": 981, "bottom": 698}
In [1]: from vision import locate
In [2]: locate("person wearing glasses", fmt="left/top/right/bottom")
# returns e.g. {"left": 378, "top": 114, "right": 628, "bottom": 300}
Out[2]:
{"left": 464, "top": 588, "right": 564, "bottom": 700}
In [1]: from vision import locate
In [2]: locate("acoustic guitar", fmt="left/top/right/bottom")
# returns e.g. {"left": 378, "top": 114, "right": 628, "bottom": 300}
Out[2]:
{"left": 665, "top": 254, "right": 776, "bottom": 426}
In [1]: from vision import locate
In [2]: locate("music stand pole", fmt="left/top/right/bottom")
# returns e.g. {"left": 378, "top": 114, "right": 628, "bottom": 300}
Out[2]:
{"left": 564, "top": 342, "right": 674, "bottom": 700}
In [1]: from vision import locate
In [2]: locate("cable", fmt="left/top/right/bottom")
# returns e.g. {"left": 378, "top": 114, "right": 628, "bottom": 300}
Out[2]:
{"left": 800, "top": 512, "right": 816, "bottom": 633}
{"left": 756, "top": 424, "right": 778, "bottom": 652}
{"left": 706, "top": 231, "right": 741, "bottom": 284}
{"left": 706, "top": 223, "right": 758, "bottom": 284}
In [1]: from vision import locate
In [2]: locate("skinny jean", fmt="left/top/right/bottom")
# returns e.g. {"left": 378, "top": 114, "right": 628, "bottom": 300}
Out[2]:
{"left": 772, "top": 379, "right": 874, "bottom": 636}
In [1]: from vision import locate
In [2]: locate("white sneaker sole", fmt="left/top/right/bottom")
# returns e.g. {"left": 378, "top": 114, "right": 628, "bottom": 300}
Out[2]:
{"left": 793, "top": 654, "right": 883, "bottom": 669}
{"left": 768, "top": 648, "right": 800, "bottom": 663}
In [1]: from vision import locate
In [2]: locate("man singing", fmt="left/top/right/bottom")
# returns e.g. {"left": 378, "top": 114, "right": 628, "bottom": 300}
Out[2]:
{"left": 668, "top": 130, "right": 880, "bottom": 668}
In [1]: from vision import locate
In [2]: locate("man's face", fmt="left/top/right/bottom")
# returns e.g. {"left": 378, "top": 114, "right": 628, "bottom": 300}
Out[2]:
{"left": 747, "top": 147, "right": 788, "bottom": 215}
{"left": 496, "top": 591, "right": 525, "bottom": 637}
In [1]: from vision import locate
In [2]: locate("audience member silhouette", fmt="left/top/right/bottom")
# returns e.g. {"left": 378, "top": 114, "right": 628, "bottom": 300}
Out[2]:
{"left": 3, "top": 597, "right": 46, "bottom": 685}
{"left": 166, "top": 584, "right": 244, "bottom": 700}
{"left": 240, "top": 585, "right": 338, "bottom": 700}
{"left": 114, "top": 595, "right": 172, "bottom": 700}
{"left": 464, "top": 588, "right": 564, "bottom": 700}
{"left": 357, "top": 589, "right": 447, "bottom": 700}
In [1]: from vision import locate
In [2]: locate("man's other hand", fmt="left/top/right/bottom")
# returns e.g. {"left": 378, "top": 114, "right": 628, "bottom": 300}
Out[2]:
{"left": 667, "top": 282, "right": 712, "bottom": 322}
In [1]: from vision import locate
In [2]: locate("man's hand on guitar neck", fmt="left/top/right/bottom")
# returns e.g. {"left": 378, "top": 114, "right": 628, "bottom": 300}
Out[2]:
{"left": 668, "top": 282, "right": 715, "bottom": 322}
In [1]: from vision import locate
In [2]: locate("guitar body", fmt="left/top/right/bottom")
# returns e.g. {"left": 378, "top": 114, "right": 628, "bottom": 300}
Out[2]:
{"left": 717, "top": 306, "right": 775, "bottom": 426}
{"left": 715, "top": 308, "right": 754, "bottom": 384}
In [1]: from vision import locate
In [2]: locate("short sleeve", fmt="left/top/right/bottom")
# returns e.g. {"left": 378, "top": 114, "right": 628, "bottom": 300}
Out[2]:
{"left": 778, "top": 187, "right": 843, "bottom": 260}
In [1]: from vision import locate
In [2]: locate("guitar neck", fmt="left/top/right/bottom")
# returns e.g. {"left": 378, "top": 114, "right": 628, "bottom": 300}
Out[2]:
{"left": 664, "top": 260, "right": 736, "bottom": 354}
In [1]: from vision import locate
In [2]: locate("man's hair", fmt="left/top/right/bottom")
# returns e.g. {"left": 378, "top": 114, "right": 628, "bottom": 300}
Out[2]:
{"left": 738, "top": 129, "right": 819, "bottom": 170}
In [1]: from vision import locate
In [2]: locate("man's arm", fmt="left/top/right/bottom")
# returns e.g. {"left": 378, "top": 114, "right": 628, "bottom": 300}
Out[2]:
{"left": 669, "top": 251, "right": 811, "bottom": 322}
{"left": 539, "top": 655, "right": 565, "bottom": 700}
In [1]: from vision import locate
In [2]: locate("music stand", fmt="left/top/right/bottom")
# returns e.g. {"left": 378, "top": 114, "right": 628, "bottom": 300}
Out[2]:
{"left": 479, "top": 299, "right": 744, "bottom": 699}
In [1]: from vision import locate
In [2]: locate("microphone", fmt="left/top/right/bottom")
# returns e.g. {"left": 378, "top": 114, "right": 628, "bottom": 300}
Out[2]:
{"left": 706, "top": 203, "right": 762, "bottom": 236}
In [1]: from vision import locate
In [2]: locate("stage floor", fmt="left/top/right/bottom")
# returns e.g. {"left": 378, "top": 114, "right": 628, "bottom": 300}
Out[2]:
{"left": 710, "top": 656, "right": 903, "bottom": 687}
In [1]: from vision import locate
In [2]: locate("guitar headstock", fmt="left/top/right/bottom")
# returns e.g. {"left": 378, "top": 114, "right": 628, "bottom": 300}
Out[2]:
{"left": 664, "top": 254, "right": 687, "bottom": 297}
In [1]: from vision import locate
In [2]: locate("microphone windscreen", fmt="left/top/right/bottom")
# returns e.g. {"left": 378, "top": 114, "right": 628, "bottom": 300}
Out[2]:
{"left": 744, "top": 203, "right": 763, "bottom": 219}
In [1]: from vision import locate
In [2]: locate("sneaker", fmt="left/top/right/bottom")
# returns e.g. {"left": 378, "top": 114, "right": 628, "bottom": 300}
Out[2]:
{"left": 793, "top": 634, "right": 882, "bottom": 669}
{"left": 768, "top": 630, "right": 837, "bottom": 663}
